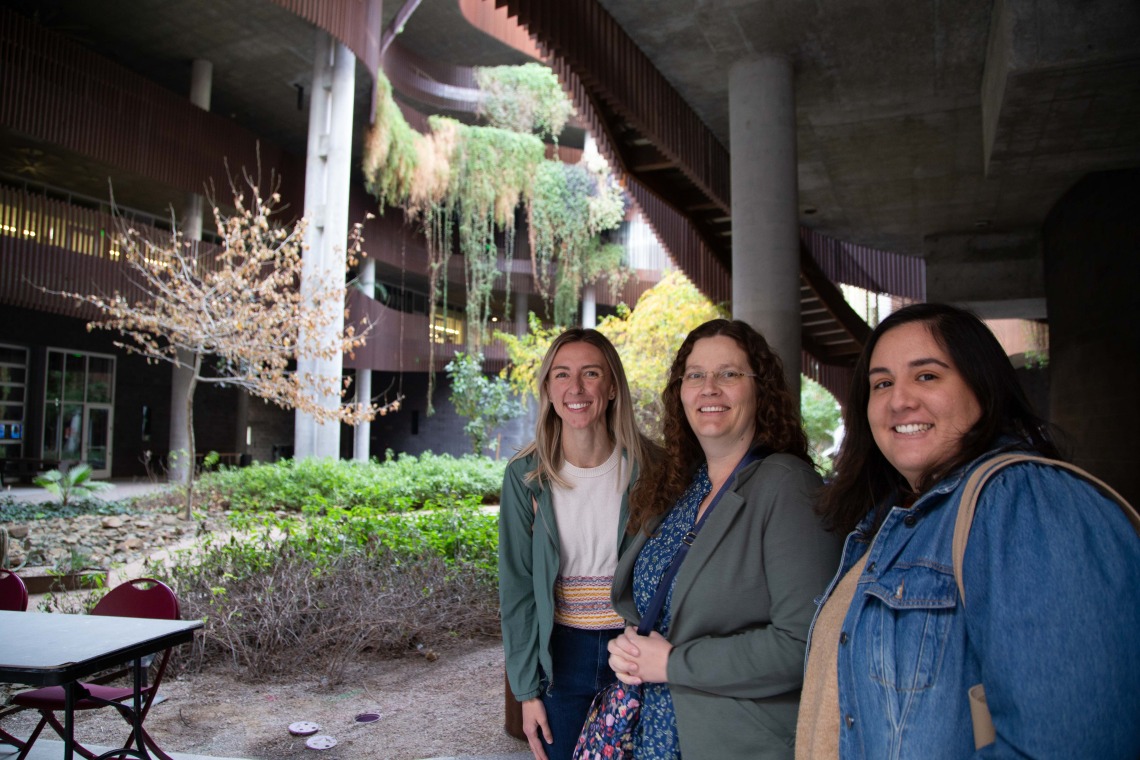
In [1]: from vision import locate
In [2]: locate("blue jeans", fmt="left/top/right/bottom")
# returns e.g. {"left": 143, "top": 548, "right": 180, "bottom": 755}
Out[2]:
{"left": 539, "top": 624, "right": 623, "bottom": 760}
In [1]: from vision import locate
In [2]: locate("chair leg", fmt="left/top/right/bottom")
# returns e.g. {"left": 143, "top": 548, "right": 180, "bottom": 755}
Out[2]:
{"left": 0, "top": 724, "right": 28, "bottom": 751}
{"left": 40, "top": 710, "right": 104, "bottom": 760}
{"left": 14, "top": 712, "right": 49, "bottom": 760}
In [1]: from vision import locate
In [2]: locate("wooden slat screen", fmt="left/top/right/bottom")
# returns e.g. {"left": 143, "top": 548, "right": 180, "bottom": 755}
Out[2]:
{"left": 0, "top": 7, "right": 305, "bottom": 211}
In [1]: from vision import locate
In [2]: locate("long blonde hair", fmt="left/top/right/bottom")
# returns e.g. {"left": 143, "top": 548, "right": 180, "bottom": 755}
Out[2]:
{"left": 513, "top": 328, "right": 650, "bottom": 489}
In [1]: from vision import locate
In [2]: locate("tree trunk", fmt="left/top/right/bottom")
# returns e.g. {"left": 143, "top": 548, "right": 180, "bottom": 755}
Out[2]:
{"left": 182, "top": 354, "right": 201, "bottom": 521}
{"left": 168, "top": 348, "right": 196, "bottom": 484}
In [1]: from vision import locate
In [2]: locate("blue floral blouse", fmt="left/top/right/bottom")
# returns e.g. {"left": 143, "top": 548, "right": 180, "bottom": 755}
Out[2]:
{"left": 630, "top": 465, "right": 712, "bottom": 760}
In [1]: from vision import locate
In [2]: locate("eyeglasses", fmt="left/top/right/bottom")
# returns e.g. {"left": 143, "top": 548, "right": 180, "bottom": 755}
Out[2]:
{"left": 680, "top": 370, "right": 757, "bottom": 387}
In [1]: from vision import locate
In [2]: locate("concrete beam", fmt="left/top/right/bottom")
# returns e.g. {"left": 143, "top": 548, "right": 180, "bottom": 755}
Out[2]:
{"left": 982, "top": 0, "right": 1140, "bottom": 177}
{"left": 924, "top": 230, "right": 1045, "bottom": 319}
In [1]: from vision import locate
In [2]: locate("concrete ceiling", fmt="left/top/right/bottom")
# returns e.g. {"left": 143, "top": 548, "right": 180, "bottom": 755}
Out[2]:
{"left": 592, "top": 0, "right": 1140, "bottom": 257}
{"left": 4, "top": 0, "right": 1139, "bottom": 280}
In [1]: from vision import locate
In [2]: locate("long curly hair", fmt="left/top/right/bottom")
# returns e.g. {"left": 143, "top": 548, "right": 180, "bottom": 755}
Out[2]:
{"left": 512, "top": 328, "right": 651, "bottom": 490}
{"left": 817, "top": 303, "right": 1060, "bottom": 536}
{"left": 627, "top": 319, "right": 811, "bottom": 534}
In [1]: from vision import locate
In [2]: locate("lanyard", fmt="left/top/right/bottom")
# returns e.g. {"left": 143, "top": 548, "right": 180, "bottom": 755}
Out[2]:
{"left": 636, "top": 450, "right": 763, "bottom": 635}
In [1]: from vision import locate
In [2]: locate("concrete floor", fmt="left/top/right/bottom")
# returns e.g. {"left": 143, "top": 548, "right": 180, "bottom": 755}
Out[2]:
{"left": 0, "top": 740, "right": 531, "bottom": 760}
{"left": 0, "top": 738, "right": 249, "bottom": 760}
{"left": 2, "top": 479, "right": 175, "bottom": 505}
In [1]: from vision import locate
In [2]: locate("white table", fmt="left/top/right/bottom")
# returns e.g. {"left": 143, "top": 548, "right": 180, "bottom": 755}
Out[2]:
{"left": 0, "top": 611, "right": 202, "bottom": 759}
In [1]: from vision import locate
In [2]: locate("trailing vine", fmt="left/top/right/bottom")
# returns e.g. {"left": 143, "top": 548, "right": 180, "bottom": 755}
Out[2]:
{"left": 362, "top": 66, "right": 628, "bottom": 407}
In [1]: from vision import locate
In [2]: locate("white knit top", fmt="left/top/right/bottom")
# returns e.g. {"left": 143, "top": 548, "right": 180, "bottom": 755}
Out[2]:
{"left": 550, "top": 445, "right": 627, "bottom": 630}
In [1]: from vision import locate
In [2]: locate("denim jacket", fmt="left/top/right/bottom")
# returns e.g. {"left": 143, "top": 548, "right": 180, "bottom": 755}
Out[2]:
{"left": 809, "top": 447, "right": 1140, "bottom": 759}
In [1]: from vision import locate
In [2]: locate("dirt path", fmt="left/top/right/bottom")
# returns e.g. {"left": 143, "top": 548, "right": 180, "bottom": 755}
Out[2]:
{"left": 0, "top": 637, "right": 528, "bottom": 759}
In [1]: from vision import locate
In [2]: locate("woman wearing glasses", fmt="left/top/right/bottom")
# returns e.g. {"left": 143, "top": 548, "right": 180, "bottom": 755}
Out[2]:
{"left": 607, "top": 319, "right": 841, "bottom": 759}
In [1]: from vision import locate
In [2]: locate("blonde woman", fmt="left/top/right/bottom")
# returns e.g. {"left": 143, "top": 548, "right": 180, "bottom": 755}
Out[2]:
{"left": 499, "top": 328, "right": 655, "bottom": 760}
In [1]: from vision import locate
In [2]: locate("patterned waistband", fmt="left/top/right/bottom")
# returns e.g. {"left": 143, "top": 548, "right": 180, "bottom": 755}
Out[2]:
{"left": 553, "top": 574, "right": 624, "bottom": 629}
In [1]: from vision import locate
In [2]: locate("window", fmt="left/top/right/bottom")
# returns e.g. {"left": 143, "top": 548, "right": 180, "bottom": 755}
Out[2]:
{"left": 0, "top": 344, "right": 28, "bottom": 460}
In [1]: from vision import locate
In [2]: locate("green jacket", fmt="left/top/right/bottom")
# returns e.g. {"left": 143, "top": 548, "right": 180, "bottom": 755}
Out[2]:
{"left": 611, "top": 453, "right": 842, "bottom": 760}
{"left": 498, "top": 451, "right": 638, "bottom": 701}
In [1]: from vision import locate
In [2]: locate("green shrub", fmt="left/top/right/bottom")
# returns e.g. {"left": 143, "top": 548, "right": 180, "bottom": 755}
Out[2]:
{"left": 153, "top": 498, "right": 500, "bottom": 681}
{"left": 195, "top": 452, "right": 506, "bottom": 513}
{"left": 0, "top": 494, "right": 147, "bottom": 522}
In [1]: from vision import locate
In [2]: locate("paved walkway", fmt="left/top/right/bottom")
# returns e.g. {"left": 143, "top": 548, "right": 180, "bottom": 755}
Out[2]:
{"left": 3, "top": 478, "right": 176, "bottom": 505}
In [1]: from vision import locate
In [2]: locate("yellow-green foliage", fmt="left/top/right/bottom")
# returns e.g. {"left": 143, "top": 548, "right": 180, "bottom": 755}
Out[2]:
{"left": 497, "top": 273, "right": 726, "bottom": 439}
{"left": 495, "top": 312, "right": 562, "bottom": 401}
{"left": 597, "top": 270, "right": 727, "bottom": 439}
{"left": 363, "top": 73, "right": 423, "bottom": 210}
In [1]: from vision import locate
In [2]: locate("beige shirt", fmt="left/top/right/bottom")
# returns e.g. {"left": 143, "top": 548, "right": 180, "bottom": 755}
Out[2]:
{"left": 550, "top": 445, "right": 626, "bottom": 629}
{"left": 796, "top": 553, "right": 868, "bottom": 760}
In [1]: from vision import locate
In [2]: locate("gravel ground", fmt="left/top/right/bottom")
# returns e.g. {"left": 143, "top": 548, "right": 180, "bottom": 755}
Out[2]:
{"left": 1, "top": 637, "right": 527, "bottom": 760}
{"left": 1, "top": 488, "right": 530, "bottom": 760}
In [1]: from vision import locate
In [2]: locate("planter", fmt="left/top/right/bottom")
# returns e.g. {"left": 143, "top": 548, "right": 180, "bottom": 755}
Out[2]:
{"left": 17, "top": 566, "right": 107, "bottom": 594}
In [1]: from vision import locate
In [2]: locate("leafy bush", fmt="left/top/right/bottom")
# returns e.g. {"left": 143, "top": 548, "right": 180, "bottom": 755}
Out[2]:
{"left": 34, "top": 464, "right": 115, "bottom": 507}
{"left": 194, "top": 452, "right": 506, "bottom": 513}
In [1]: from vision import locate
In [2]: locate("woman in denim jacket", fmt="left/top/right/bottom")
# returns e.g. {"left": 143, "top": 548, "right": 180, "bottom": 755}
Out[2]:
{"left": 796, "top": 303, "right": 1140, "bottom": 759}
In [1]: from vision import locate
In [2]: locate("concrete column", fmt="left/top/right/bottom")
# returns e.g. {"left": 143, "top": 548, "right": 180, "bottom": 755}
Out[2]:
{"left": 581, "top": 284, "right": 597, "bottom": 328}
{"left": 729, "top": 55, "right": 801, "bottom": 401}
{"left": 169, "top": 59, "right": 213, "bottom": 484}
{"left": 295, "top": 33, "right": 355, "bottom": 460}
{"left": 353, "top": 258, "right": 376, "bottom": 462}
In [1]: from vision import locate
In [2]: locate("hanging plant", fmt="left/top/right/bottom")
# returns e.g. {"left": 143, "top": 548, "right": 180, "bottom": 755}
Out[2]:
{"left": 529, "top": 156, "right": 630, "bottom": 326}
{"left": 362, "top": 67, "right": 628, "bottom": 408}
{"left": 475, "top": 63, "right": 574, "bottom": 142}
{"left": 446, "top": 121, "right": 544, "bottom": 349}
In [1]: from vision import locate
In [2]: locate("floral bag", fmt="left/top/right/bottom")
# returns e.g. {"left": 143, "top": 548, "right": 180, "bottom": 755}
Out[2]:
{"left": 572, "top": 681, "right": 641, "bottom": 759}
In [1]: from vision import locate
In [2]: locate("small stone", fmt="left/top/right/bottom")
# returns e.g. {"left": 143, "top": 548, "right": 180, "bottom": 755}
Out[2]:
{"left": 101, "top": 516, "right": 124, "bottom": 529}
{"left": 6, "top": 525, "right": 29, "bottom": 539}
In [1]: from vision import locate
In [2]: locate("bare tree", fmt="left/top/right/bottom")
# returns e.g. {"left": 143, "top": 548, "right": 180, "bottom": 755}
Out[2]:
{"left": 57, "top": 172, "right": 388, "bottom": 518}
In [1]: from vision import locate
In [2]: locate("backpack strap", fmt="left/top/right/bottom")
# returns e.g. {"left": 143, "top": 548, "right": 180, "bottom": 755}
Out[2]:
{"left": 952, "top": 453, "right": 1140, "bottom": 606}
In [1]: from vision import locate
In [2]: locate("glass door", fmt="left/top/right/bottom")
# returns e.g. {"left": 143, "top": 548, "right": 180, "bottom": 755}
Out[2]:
{"left": 42, "top": 349, "right": 115, "bottom": 477}
{"left": 84, "top": 405, "right": 112, "bottom": 474}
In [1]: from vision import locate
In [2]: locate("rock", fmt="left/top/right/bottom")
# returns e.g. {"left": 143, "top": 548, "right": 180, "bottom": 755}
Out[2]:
{"left": 6, "top": 524, "right": 29, "bottom": 539}
{"left": 7, "top": 508, "right": 225, "bottom": 571}
{"left": 116, "top": 537, "right": 145, "bottom": 552}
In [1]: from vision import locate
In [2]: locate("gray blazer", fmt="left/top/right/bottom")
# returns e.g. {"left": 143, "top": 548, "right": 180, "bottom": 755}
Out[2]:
{"left": 612, "top": 453, "right": 842, "bottom": 760}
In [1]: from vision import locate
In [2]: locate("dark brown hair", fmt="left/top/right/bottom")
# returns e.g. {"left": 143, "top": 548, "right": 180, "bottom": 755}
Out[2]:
{"left": 627, "top": 319, "right": 811, "bottom": 535}
{"left": 817, "top": 302, "right": 1060, "bottom": 536}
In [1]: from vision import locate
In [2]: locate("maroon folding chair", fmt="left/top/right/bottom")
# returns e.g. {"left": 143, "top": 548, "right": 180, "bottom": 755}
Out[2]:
{"left": 11, "top": 578, "right": 182, "bottom": 760}
{"left": 0, "top": 569, "right": 28, "bottom": 611}
{"left": 0, "top": 569, "right": 30, "bottom": 751}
